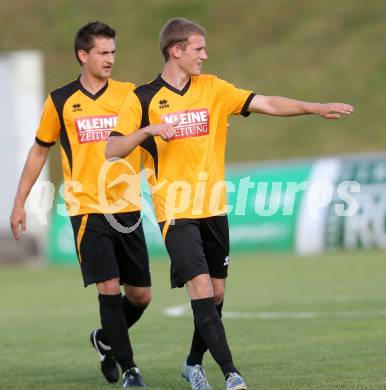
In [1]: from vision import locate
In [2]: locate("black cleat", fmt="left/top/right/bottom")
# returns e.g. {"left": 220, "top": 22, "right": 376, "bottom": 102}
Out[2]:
{"left": 90, "top": 329, "right": 120, "bottom": 383}
{"left": 122, "top": 367, "right": 146, "bottom": 387}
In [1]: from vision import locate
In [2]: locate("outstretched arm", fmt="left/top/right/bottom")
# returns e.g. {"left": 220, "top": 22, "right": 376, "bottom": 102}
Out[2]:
{"left": 248, "top": 95, "right": 354, "bottom": 119}
{"left": 10, "top": 143, "right": 50, "bottom": 240}
{"left": 106, "top": 121, "right": 178, "bottom": 159}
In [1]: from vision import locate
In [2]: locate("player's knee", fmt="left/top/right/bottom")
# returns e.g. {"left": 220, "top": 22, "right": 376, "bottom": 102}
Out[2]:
{"left": 97, "top": 278, "right": 121, "bottom": 295}
{"left": 127, "top": 288, "right": 152, "bottom": 307}
{"left": 135, "top": 290, "right": 152, "bottom": 307}
{"left": 187, "top": 274, "right": 214, "bottom": 299}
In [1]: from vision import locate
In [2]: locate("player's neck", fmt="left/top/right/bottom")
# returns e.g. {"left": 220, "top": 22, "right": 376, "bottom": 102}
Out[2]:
{"left": 161, "top": 64, "right": 191, "bottom": 91}
{"left": 79, "top": 73, "right": 108, "bottom": 95}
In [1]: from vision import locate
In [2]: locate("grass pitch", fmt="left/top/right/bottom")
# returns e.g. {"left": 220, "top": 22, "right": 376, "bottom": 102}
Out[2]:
{"left": 1, "top": 250, "right": 386, "bottom": 389}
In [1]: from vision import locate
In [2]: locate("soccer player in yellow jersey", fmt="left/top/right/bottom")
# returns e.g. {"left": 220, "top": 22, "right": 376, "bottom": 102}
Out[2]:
{"left": 106, "top": 18, "right": 354, "bottom": 390}
{"left": 10, "top": 22, "right": 149, "bottom": 388}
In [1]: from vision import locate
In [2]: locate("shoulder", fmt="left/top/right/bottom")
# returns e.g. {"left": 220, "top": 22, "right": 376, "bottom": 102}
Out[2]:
{"left": 192, "top": 74, "right": 230, "bottom": 91}
{"left": 49, "top": 79, "right": 80, "bottom": 112}
{"left": 192, "top": 73, "right": 219, "bottom": 85}
{"left": 134, "top": 77, "right": 163, "bottom": 95}
{"left": 133, "top": 77, "right": 164, "bottom": 105}
{"left": 108, "top": 78, "right": 136, "bottom": 94}
{"left": 50, "top": 79, "right": 80, "bottom": 101}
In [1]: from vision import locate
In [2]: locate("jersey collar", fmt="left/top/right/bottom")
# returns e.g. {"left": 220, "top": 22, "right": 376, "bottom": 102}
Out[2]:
{"left": 77, "top": 76, "right": 109, "bottom": 100}
{"left": 157, "top": 74, "right": 191, "bottom": 96}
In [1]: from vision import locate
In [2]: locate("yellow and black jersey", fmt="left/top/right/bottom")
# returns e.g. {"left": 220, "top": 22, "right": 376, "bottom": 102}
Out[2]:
{"left": 36, "top": 78, "right": 141, "bottom": 216}
{"left": 113, "top": 74, "right": 254, "bottom": 222}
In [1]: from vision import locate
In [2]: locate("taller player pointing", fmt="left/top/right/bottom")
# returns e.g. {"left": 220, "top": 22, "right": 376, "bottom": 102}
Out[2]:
{"left": 106, "top": 17, "right": 353, "bottom": 390}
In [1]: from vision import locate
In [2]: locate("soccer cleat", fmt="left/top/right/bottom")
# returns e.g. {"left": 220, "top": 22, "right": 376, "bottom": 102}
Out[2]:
{"left": 90, "top": 329, "right": 119, "bottom": 383}
{"left": 122, "top": 367, "right": 146, "bottom": 387}
{"left": 225, "top": 372, "right": 247, "bottom": 390}
{"left": 181, "top": 360, "right": 213, "bottom": 390}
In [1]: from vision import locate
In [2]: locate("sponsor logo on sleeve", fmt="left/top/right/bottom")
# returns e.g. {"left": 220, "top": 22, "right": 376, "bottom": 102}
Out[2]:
{"left": 162, "top": 109, "right": 209, "bottom": 140}
{"left": 75, "top": 115, "right": 118, "bottom": 144}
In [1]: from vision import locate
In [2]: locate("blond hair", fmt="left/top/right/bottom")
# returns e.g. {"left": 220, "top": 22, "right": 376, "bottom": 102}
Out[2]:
{"left": 159, "top": 17, "right": 206, "bottom": 61}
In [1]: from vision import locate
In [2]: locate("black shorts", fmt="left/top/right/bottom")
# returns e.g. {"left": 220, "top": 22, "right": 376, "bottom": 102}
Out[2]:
{"left": 160, "top": 215, "right": 230, "bottom": 289}
{"left": 70, "top": 212, "right": 151, "bottom": 287}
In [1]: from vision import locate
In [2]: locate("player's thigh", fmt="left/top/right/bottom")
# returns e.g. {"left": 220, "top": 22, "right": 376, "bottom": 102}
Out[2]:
{"left": 201, "top": 215, "right": 230, "bottom": 279}
{"left": 161, "top": 219, "right": 209, "bottom": 289}
{"left": 112, "top": 212, "right": 151, "bottom": 288}
{"left": 70, "top": 214, "right": 119, "bottom": 287}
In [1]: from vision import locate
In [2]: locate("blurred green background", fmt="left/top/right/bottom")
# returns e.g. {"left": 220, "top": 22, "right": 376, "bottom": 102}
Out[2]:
{"left": 1, "top": 0, "right": 385, "bottom": 186}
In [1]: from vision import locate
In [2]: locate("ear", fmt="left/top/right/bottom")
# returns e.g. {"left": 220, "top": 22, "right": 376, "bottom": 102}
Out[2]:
{"left": 77, "top": 49, "right": 88, "bottom": 65}
{"left": 169, "top": 44, "right": 182, "bottom": 59}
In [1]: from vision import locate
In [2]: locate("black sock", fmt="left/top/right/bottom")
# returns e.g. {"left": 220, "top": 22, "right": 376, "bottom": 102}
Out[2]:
{"left": 98, "top": 294, "right": 135, "bottom": 372}
{"left": 187, "top": 301, "right": 224, "bottom": 366}
{"left": 191, "top": 298, "right": 237, "bottom": 376}
{"left": 121, "top": 295, "right": 148, "bottom": 329}
{"left": 98, "top": 296, "right": 148, "bottom": 345}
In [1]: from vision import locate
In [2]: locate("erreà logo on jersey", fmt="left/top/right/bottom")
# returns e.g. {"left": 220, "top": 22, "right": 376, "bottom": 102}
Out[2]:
{"left": 75, "top": 115, "right": 118, "bottom": 144}
{"left": 162, "top": 109, "right": 209, "bottom": 140}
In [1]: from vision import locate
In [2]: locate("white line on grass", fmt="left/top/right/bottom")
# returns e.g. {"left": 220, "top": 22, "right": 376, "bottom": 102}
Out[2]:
{"left": 163, "top": 305, "right": 386, "bottom": 319}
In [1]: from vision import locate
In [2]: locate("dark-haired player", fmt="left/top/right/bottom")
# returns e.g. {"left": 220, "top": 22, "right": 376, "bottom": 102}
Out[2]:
{"left": 10, "top": 21, "right": 150, "bottom": 388}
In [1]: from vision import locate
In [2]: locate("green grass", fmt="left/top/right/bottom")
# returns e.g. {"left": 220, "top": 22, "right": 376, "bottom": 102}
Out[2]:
{"left": 1, "top": 251, "right": 386, "bottom": 389}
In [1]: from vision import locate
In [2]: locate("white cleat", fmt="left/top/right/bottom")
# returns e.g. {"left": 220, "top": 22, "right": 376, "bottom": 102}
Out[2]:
{"left": 225, "top": 372, "right": 247, "bottom": 390}
{"left": 181, "top": 360, "right": 213, "bottom": 390}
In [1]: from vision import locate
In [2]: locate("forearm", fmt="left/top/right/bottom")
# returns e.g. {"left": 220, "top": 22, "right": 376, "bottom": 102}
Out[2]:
{"left": 106, "top": 128, "right": 150, "bottom": 159}
{"left": 249, "top": 95, "right": 321, "bottom": 116}
{"left": 14, "top": 144, "right": 49, "bottom": 206}
{"left": 106, "top": 121, "right": 179, "bottom": 158}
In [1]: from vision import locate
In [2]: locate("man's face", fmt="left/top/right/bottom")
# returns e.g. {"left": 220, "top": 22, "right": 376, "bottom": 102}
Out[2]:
{"left": 79, "top": 37, "right": 116, "bottom": 79}
{"left": 178, "top": 33, "right": 208, "bottom": 76}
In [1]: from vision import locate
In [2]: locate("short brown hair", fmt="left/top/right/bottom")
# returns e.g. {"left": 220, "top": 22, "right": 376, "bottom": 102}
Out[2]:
{"left": 74, "top": 21, "right": 116, "bottom": 65}
{"left": 159, "top": 17, "right": 206, "bottom": 61}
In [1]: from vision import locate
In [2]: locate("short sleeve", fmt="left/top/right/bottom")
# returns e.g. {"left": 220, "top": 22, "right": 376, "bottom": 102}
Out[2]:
{"left": 35, "top": 95, "right": 61, "bottom": 146}
{"left": 215, "top": 78, "right": 255, "bottom": 117}
{"left": 111, "top": 92, "right": 143, "bottom": 137}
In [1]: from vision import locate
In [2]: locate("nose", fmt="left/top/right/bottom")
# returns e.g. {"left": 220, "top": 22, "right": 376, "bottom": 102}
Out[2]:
{"left": 201, "top": 49, "right": 208, "bottom": 60}
{"left": 107, "top": 52, "right": 115, "bottom": 64}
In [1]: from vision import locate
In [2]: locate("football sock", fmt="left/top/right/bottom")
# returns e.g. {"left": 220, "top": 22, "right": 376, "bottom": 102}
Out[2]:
{"left": 121, "top": 295, "right": 148, "bottom": 329}
{"left": 98, "top": 295, "right": 148, "bottom": 346}
{"left": 191, "top": 298, "right": 237, "bottom": 376}
{"left": 98, "top": 294, "right": 135, "bottom": 371}
{"left": 187, "top": 301, "right": 223, "bottom": 365}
